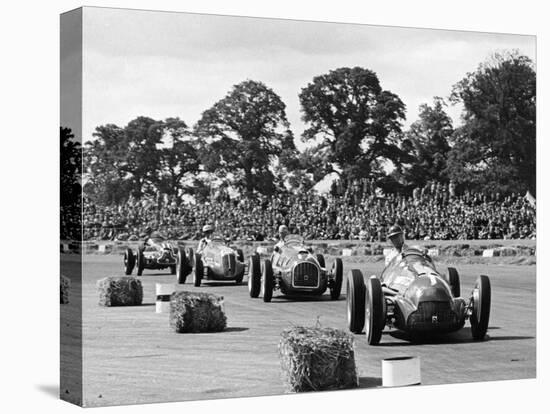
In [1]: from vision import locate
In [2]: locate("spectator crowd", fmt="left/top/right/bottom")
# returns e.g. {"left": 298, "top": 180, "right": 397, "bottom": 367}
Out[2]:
{"left": 78, "top": 179, "right": 536, "bottom": 242}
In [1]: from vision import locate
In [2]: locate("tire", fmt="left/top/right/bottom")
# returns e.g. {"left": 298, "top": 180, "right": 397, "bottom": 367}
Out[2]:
{"left": 193, "top": 253, "right": 203, "bottom": 287}
{"left": 170, "top": 265, "right": 176, "bottom": 275}
{"left": 248, "top": 254, "right": 261, "bottom": 298}
{"left": 136, "top": 248, "right": 145, "bottom": 276}
{"left": 330, "top": 258, "right": 343, "bottom": 300}
{"left": 365, "top": 277, "right": 385, "bottom": 345}
{"left": 176, "top": 249, "right": 191, "bottom": 284}
{"left": 236, "top": 248, "right": 244, "bottom": 263}
{"left": 470, "top": 275, "right": 491, "bottom": 340}
{"left": 447, "top": 267, "right": 461, "bottom": 297}
{"left": 235, "top": 267, "right": 245, "bottom": 285}
{"left": 347, "top": 269, "right": 366, "bottom": 334}
{"left": 124, "top": 248, "right": 135, "bottom": 275}
{"left": 187, "top": 248, "right": 194, "bottom": 266}
{"left": 316, "top": 254, "right": 325, "bottom": 269}
{"left": 261, "top": 259, "right": 273, "bottom": 302}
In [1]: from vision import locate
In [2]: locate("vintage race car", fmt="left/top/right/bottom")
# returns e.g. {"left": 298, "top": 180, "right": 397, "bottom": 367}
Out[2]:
{"left": 124, "top": 237, "right": 181, "bottom": 276}
{"left": 179, "top": 235, "right": 246, "bottom": 286}
{"left": 248, "top": 234, "right": 343, "bottom": 302}
{"left": 347, "top": 246, "right": 491, "bottom": 344}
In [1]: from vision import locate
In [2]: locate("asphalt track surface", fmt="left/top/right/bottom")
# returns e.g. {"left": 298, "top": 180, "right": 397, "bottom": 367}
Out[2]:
{"left": 63, "top": 254, "right": 536, "bottom": 407}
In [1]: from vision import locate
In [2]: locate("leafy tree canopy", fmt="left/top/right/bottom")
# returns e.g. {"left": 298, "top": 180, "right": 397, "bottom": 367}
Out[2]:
{"left": 299, "top": 67, "right": 407, "bottom": 181}
{"left": 398, "top": 97, "right": 453, "bottom": 190}
{"left": 448, "top": 51, "right": 536, "bottom": 195}
{"left": 194, "top": 80, "right": 295, "bottom": 195}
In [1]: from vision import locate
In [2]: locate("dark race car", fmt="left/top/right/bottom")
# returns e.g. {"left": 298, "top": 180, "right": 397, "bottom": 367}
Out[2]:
{"left": 181, "top": 235, "right": 246, "bottom": 286}
{"left": 346, "top": 246, "right": 491, "bottom": 344}
{"left": 248, "top": 234, "right": 343, "bottom": 302}
{"left": 124, "top": 236, "right": 191, "bottom": 277}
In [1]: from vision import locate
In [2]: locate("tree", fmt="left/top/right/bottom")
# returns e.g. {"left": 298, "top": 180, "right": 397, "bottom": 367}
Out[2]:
{"left": 60, "top": 127, "right": 82, "bottom": 239}
{"left": 156, "top": 117, "right": 200, "bottom": 196}
{"left": 84, "top": 116, "right": 199, "bottom": 204}
{"left": 123, "top": 116, "right": 164, "bottom": 197}
{"left": 194, "top": 80, "right": 295, "bottom": 195}
{"left": 84, "top": 123, "right": 133, "bottom": 204}
{"left": 298, "top": 67, "right": 407, "bottom": 182}
{"left": 399, "top": 97, "right": 453, "bottom": 189}
{"left": 448, "top": 51, "right": 536, "bottom": 195}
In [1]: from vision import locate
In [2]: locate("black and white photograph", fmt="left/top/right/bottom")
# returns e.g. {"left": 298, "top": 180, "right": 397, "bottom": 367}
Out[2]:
{"left": 3, "top": 1, "right": 547, "bottom": 413}
{"left": 58, "top": 5, "right": 540, "bottom": 408}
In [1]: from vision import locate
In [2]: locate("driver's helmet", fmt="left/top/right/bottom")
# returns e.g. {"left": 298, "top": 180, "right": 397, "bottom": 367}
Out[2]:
{"left": 202, "top": 224, "right": 214, "bottom": 234}
{"left": 144, "top": 226, "right": 153, "bottom": 235}
{"left": 388, "top": 225, "right": 403, "bottom": 238}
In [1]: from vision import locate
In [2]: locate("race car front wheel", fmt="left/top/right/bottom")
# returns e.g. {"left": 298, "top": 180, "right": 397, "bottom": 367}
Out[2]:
{"left": 124, "top": 248, "right": 135, "bottom": 275}
{"left": 193, "top": 253, "right": 203, "bottom": 287}
{"left": 447, "top": 267, "right": 461, "bottom": 297}
{"left": 136, "top": 248, "right": 145, "bottom": 276}
{"left": 176, "top": 249, "right": 192, "bottom": 284}
{"left": 261, "top": 259, "right": 273, "bottom": 303}
{"left": 248, "top": 254, "right": 261, "bottom": 298}
{"left": 365, "top": 276, "right": 385, "bottom": 345}
{"left": 470, "top": 275, "right": 491, "bottom": 340}
{"left": 347, "top": 269, "right": 366, "bottom": 333}
{"left": 316, "top": 254, "right": 325, "bottom": 269}
{"left": 329, "top": 258, "right": 343, "bottom": 300}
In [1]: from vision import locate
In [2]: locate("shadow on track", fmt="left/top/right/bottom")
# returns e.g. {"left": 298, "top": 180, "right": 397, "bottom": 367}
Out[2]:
{"left": 364, "top": 327, "right": 533, "bottom": 346}
{"left": 358, "top": 376, "right": 382, "bottom": 388}
{"left": 264, "top": 295, "right": 342, "bottom": 303}
{"left": 223, "top": 327, "right": 250, "bottom": 333}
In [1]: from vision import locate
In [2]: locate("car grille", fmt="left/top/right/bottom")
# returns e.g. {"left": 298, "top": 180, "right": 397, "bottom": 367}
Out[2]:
{"left": 293, "top": 262, "right": 319, "bottom": 287}
{"left": 407, "top": 301, "right": 457, "bottom": 331}
{"left": 222, "top": 254, "right": 236, "bottom": 273}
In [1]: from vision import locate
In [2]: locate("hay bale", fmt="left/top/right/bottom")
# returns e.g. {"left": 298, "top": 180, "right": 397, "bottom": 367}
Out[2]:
{"left": 60, "top": 274, "right": 70, "bottom": 304}
{"left": 169, "top": 291, "right": 226, "bottom": 333}
{"left": 499, "top": 247, "right": 518, "bottom": 256}
{"left": 279, "top": 326, "right": 358, "bottom": 392}
{"left": 96, "top": 276, "right": 143, "bottom": 307}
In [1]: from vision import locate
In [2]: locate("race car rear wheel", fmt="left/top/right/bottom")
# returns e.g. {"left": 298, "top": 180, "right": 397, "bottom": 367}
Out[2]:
{"left": 235, "top": 267, "right": 245, "bottom": 285}
{"left": 176, "top": 249, "right": 192, "bottom": 284}
{"left": 236, "top": 248, "right": 244, "bottom": 263}
{"left": 136, "top": 248, "right": 145, "bottom": 276}
{"left": 170, "top": 265, "right": 176, "bottom": 275}
{"left": 261, "top": 259, "right": 273, "bottom": 303}
{"left": 365, "top": 276, "right": 385, "bottom": 345}
{"left": 235, "top": 249, "right": 246, "bottom": 284}
{"left": 124, "top": 248, "right": 135, "bottom": 275}
{"left": 470, "top": 275, "right": 491, "bottom": 340}
{"left": 316, "top": 254, "right": 325, "bottom": 269}
{"left": 347, "top": 269, "right": 366, "bottom": 334}
{"left": 329, "top": 258, "right": 343, "bottom": 300}
{"left": 187, "top": 248, "right": 194, "bottom": 266}
{"left": 248, "top": 254, "right": 261, "bottom": 298}
{"left": 193, "top": 253, "right": 203, "bottom": 287}
{"left": 447, "top": 267, "right": 461, "bottom": 297}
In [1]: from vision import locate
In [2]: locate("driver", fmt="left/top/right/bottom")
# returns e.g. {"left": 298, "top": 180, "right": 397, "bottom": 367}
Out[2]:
{"left": 144, "top": 226, "right": 165, "bottom": 246}
{"left": 388, "top": 224, "right": 408, "bottom": 254}
{"left": 274, "top": 224, "right": 289, "bottom": 252}
{"left": 197, "top": 224, "right": 214, "bottom": 254}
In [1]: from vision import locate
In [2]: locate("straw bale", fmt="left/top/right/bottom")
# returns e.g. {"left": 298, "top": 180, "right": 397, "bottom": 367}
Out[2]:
{"left": 169, "top": 291, "right": 226, "bottom": 333}
{"left": 96, "top": 276, "right": 143, "bottom": 307}
{"left": 279, "top": 326, "right": 358, "bottom": 392}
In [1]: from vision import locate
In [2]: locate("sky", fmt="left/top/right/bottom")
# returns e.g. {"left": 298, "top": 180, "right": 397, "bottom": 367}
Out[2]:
{"left": 80, "top": 7, "right": 536, "bottom": 149}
